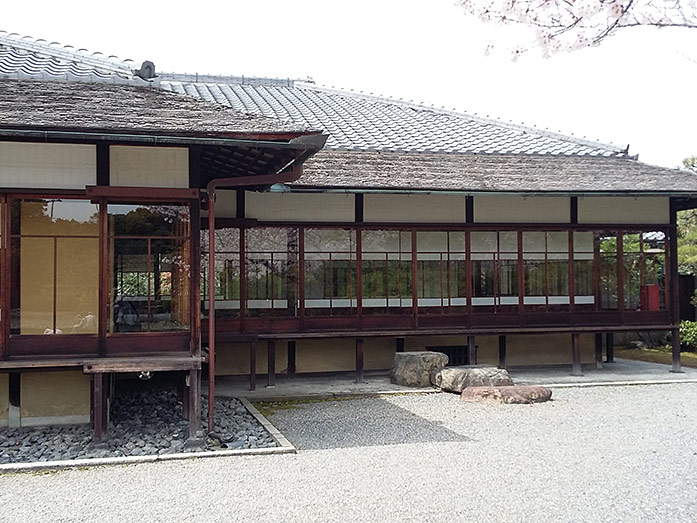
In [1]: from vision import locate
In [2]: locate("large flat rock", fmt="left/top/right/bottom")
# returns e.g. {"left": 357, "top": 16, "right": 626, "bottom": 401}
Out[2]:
{"left": 390, "top": 351, "right": 448, "bottom": 387}
{"left": 431, "top": 366, "right": 513, "bottom": 393}
{"left": 460, "top": 385, "right": 552, "bottom": 404}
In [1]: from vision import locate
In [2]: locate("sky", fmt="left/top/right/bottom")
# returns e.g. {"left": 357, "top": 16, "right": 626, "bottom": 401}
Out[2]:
{"left": 3, "top": 0, "right": 697, "bottom": 169}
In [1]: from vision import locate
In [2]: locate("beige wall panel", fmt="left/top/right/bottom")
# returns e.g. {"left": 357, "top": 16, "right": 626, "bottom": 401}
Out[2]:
{"left": 0, "top": 374, "right": 8, "bottom": 423}
{"left": 110, "top": 146, "right": 189, "bottom": 188}
{"left": 475, "top": 196, "right": 570, "bottom": 223}
{"left": 0, "top": 142, "right": 96, "bottom": 189}
{"left": 364, "top": 194, "right": 465, "bottom": 223}
{"left": 246, "top": 193, "right": 354, "bottom": 222}
{"left": 215, "top": 342, "right": 289, "bottom": 376}
{"left": 297, "top": 339, "right": 355, "bottom": 373}
{"left": 578, "top": 196, "right": 669, "bottom": 224}
{"left": 505, "top": 333, "right": 593, "bottom": 366}
{"left": 20, "top": 371, "right": 90, "bottom": 420}
{"left": 364, "top": 338, "right": 397, "bottom": 370}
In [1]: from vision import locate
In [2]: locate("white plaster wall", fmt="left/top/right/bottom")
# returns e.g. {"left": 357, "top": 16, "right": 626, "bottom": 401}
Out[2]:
{"left": 578, "top": 197, "right": 669, "bottom": 224}
{"left": 364, "top": 194, "right": 465, "bottom": 223}
{"left": 246, "top": 192, "right": 354, "bottom": 222}
{"left": 110, "top": 146, "right": 189, "bottom": 188}
{"left": 474, "top": 195, "right": 570, "bottom": 223}
{"left": 0, "top": 142, "right": 96, "bottom": 189}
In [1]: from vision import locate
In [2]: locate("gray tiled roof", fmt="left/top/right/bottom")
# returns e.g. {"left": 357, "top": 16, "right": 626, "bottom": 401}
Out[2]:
{"left": 160, "top": 77, "right": 628, "bottom": 157}
{"left": 0, "top": 79, "right": 316, "bottom": 137}
{"left": 298, "top": 150, "right": 697, "bottom": 194}
{"left": 0, "top": 31, "right": 153, "bottom": 86}
{"left": 1, "top": 31, "right": 695, "bottom": 196}
{"left": 0, "top": 32, "right": 632, "bottom": 157}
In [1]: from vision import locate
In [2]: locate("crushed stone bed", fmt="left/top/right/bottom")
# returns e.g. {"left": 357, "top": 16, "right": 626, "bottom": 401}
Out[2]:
{"left": 0, "top": 389, "right": 276, "bottom": 465}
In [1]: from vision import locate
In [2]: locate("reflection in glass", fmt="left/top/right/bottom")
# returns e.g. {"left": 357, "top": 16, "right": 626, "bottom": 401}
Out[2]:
{"left": 109, "top": 204, "right": 190, "bottom": 332}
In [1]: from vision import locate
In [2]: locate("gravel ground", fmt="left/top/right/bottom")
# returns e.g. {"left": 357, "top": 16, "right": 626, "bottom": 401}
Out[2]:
{"left": 1, "top": 383, "right": 696, "bottom": 522}
{"left": 0, "top": 388, "right": 275, "bottom": 464}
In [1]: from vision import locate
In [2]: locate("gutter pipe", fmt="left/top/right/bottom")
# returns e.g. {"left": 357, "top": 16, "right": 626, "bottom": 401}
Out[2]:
{"left": 206, "top": 165, "right": 311, "bottom": 432}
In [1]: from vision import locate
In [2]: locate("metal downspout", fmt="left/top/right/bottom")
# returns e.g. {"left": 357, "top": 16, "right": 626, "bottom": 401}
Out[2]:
{"left": 206, "top": 166, "right": 304, "bottom": 433}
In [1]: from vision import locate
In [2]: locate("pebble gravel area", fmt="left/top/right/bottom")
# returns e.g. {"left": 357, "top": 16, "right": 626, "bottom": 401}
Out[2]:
{"left": 0, "top": 389, "right": 276, "bottom": 465}
{"left": 1, "top": 383, "right": 696, "bottom": 522}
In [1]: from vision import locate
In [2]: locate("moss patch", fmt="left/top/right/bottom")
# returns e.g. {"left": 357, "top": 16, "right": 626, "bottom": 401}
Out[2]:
{"left": 616, "top": 347, "right": 697, "bottom": 369}
{"left": 253, "top": 397, "right": 355, "bottom": 417}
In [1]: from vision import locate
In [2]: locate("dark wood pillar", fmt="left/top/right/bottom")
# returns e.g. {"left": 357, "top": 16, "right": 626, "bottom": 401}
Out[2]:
{"left": 355, "top": 338, "right": 364, "bottom": 383}
{"left": 287, "top": 340, "right": 296, "bottom": 378}
{"left": 498, "top": 335, "right": 507, "bottom": 369}
{"left": 605, "top": 332, "right": 614, "bottom": 363}
{"left": 594, "top": 333, "right": 604, "bottom": 370}
{"left": 267, "top": 340, "right": 276, "bottom": 388}
{"left": 571, "top": 333, "right": 583, "bottom": 376}
{"left": 669, "top": 199, "right": 682, "bottom": 373}
{"left": 467, "top": 335, "right": 477, "bottom": 365}
{"left": 187, "top": 369, "right": 201, "bottom": 439}
{"left": 92, "top": 373, "right": 107, "bottom": 442}
{"left": 671, "top": 328, "right": 682, "bottom": 373}
{"left": 249, "top": 339, "right": 256, "bottom": 391}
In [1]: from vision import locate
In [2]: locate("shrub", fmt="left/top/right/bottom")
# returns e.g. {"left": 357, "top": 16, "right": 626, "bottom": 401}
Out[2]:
{"left": 679, "top": 320, "right": 697, "bottom": 352}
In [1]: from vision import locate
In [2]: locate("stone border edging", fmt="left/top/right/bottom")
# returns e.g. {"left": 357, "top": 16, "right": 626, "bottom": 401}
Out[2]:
{"left": 239, "top": 397, "right": 295, "bottom": 450}
{"left": 540, "top": 378, "right": 697, "bottom": 389}
{"left": 0, "top": 399, "right": 297, "bottom": 474}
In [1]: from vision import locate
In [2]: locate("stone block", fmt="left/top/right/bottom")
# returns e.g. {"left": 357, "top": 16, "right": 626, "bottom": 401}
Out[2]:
{"left": 460, "top": 385, "right": 552, "bottom": 404}
{"left": 431, "top": 366, "right": 513, "bottom": 393}
{"left": 390, "top": 351, "right": 448, "bottom": 387}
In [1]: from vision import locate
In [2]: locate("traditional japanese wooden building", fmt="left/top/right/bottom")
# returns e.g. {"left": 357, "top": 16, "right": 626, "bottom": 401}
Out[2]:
{"left": 1, "top": 32, "right": 697, "bottom": 437}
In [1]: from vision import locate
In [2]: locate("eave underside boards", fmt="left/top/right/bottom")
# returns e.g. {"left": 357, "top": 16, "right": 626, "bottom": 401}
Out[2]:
{"left": 199, "top": 145, "right": 304, "bottom": 184}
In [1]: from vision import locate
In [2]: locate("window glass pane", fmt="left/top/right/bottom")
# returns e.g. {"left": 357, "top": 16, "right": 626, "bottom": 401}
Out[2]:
{"left": 417, "top": 232, "right": 466, "bottom": 310}
{"left": 304, "top": 228, "right": 356, "bottom": 315}
{"left": 201, "top": 228, "right": 240, "bottom": 319}
{"left": 499, "top": 231, "right": 518, "bottom": 253}
{"left": 246, "top": 228, "right": 299, "bottom": 317}
{"left": 471, "top": 231, "right": 496, "bottom": 253}
{"left": 547, "top": 232, "right": 569, "bottom": 253}
{"left": 598, "top": 232, "right": 618, "bottom": 309}
{"left": 109, "top": 204, "right": 189, "bottom": 237}
{"left": 109, "top": 203, "right": 191, "bottom": 332}
{"left": 574, "top": 232, "right": 594, "bottom": 303}
{"left": 362, "top": 230, "right": 411, "bottom": 312}
{"left": 112, "top": 238, "right": 150, "bottom": 332}
{"left": 12, "top": 199, "right": 98, "bottom": 236}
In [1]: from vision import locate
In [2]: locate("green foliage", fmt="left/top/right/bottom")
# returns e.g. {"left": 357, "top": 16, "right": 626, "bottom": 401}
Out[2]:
{"left": 679, "top": 320, "right": 697, "bottom": 352}
{"left": 677, "top": 156, "right": 697, "bottom": 275}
